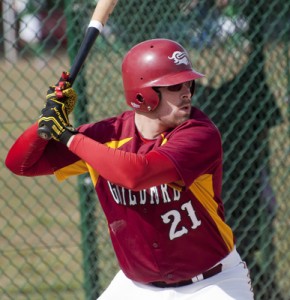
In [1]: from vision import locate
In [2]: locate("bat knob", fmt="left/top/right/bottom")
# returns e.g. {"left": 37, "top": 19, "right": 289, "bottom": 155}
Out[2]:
{"left": 37, "top": 125, "right": 52, "bottom": 140}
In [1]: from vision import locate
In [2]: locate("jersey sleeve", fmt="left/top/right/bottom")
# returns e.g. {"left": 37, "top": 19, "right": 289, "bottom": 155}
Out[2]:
{"left": 156, "top": 119, "right": 222, "bottom": 188}
{"left": 5, "top": 123, "right": 81, "bottom": 177}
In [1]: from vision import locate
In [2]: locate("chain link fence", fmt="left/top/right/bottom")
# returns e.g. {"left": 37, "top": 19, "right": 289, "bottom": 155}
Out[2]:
{"left": 1, "top": 0, "right": 289, "bottom": 299}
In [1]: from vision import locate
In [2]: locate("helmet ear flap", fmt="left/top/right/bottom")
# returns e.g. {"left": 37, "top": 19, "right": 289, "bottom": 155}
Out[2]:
{"left": 135, "top": 93, "right": 152, "bottom": 111}
{"left": 130, "top": 88, "right": 160, "bottom": 112}
{"left": 136, "top": 93, "right": 144, "bottom": 103}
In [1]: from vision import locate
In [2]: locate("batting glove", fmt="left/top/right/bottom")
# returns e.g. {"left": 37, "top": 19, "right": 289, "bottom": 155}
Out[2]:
{"left": 47, "top": 71, "right": 77, "bottom": 115}
{"left": 38, "top": 77, "right": 77, "bottom": 144}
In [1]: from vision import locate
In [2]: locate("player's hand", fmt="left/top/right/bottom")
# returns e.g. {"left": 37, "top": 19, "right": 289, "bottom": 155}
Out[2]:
{"left": 38, "top": 94, "right": 78, "bottom": 145}
{"left": 47, "top": 71, "right": 77, "bottom": 115}
{"left": 37, "top": 72, "right": 78, "bottom": 143}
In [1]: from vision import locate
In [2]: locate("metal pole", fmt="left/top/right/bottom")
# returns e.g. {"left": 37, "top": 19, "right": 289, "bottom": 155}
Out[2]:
{"left": 64, "top": 1, "right": 99, "bottom": 299}
{"left": 285, "top": 37, "right": 290, "bottom": 135}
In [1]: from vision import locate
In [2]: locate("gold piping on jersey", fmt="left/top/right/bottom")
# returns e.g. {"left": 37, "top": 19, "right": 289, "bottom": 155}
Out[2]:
{"left": 54, "top": 137, "right": 133, "bottom": 185}
{"left": 189, "top": 174, "right": 234, "bottom": 251}
{"left": 160, "top": 133, "right": 167, "bottom": 146}
{"left": 105, "top": 137, "right": 133, "bottom": 148}
{"left": 55, "top": 160, "right": 87, "bottom": 181}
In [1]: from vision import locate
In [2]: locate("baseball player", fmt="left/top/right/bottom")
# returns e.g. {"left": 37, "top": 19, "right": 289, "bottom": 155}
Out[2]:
{"left": 6, "top": 39, "right": 254, "bottom": 300}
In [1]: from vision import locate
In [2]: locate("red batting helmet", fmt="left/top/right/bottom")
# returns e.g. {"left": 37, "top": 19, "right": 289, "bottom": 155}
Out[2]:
{"left": 122, "top": 39, "right": 204, "bottom": 112}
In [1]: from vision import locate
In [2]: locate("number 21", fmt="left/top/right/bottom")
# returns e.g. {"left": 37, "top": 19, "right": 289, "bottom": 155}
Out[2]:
{"left": 161, "top": 201, "right": 201, "bottom": 240}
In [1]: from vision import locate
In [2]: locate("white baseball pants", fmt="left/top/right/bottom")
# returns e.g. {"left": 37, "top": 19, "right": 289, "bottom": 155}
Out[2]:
{"left": 98, "top": 248, "right": 254, "bottom": 300}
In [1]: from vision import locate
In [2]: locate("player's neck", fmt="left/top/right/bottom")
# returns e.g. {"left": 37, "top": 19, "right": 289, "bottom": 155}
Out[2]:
{"left": 134, "top": 111, "right": 167, "bottom": 140}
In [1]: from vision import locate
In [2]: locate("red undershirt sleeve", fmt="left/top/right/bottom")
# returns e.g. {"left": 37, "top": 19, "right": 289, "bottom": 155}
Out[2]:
{"left": 69, "top": 133, "right": 180, "bottom": 190}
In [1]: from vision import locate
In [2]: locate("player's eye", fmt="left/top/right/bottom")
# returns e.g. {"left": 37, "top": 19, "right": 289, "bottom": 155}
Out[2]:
{"left": 166, "top": 81, "right": 194, "bottom": 92}
{"left": 167, "top": 83, "right": 183, "bottom": 92}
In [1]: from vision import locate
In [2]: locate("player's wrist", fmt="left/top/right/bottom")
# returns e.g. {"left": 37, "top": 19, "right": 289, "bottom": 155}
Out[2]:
{"left": 65, "top": 133, "right": 77, "bottom": 147}
{"left": 59, "top": 128, "right": 78, "bottom": 146}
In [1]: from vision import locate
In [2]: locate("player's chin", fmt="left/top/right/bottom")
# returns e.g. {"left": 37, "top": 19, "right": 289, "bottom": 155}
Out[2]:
{"left": 178, "top": 109, "right": 191, "bottom": 120}
{"left": 174, "top": 114, "right": 190, "bottom": 126}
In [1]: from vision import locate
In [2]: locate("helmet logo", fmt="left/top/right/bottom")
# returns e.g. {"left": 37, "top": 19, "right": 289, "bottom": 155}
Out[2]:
{"left": 168, "top": 51, "right": 189, "bottom": 65}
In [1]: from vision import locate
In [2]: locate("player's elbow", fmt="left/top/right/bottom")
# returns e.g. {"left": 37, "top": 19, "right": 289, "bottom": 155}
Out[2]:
{"left": 112, "top": 169, "right": 149, "bottom": 191}
{"left": 123, "top": 180, "right": 143, "bottom": 191}
{"left": 5, "top": 153, "right": 33, "bottom": 176}
{"left": 5, "top": 156, "right": 22, "bottom": 175}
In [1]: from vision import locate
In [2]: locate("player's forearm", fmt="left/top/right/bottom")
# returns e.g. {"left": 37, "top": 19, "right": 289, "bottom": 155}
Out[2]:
{"left": 68, "top": 134, "right": 179, "bottom": 190}
{"left": 5, "top": 123, "right": 53, "bottom": 176}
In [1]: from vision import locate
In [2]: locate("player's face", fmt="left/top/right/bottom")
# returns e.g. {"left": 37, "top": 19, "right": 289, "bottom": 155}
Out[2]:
{"left": 153, "top": 81, "right": 193, "bottom": 128}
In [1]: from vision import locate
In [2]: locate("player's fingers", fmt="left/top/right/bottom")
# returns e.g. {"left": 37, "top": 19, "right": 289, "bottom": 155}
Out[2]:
{"left": 60, "top": 71, "right": 70, "bottom": 82}
{"left": 55, "top": 82, "right": 71, "bottom": 98}
{"left": 52, "top": 71, "right": 71, "bottom": 98}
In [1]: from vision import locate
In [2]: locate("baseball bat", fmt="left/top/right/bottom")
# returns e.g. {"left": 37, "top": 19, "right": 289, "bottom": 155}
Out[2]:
{"left": 37, "top": 0, "right": 119, "bottom": 140}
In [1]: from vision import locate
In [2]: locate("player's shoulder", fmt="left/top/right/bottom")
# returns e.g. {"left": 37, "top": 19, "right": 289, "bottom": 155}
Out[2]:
{"left": 109, "top": 110, "right": 135, "bottom": 125}
{"left": 190, "top": 107, "right": 216, "bottom": 125}
{"left": 182, "top": 107, "right": 220, "bottom": 133}
{"left": 167, "top": 107, "right": 222, "bottom": 146}
{"left": 77, "top": 110, "right": 135, "bottom": 141}
{"left": 79, "top": 110, "right": 133, "bottom": 129}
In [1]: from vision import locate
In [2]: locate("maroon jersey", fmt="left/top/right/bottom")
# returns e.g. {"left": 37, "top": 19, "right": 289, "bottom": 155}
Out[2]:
{"left": 54, "top": 107, "right": 235, "bottom": 283}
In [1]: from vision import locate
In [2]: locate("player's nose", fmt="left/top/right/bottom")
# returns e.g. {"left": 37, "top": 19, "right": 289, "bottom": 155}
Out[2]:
{"left": 181, "top": 83, "right": 192, "bottom": 99}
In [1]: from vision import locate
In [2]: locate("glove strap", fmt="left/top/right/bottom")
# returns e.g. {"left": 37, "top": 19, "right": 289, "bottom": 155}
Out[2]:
{"left": 59, "top": 128, "right": 78, "bottom": 145}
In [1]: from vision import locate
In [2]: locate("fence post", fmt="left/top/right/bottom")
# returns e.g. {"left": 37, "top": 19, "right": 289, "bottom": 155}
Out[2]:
{"left": 64, "top": 1, "right": 99, "bottom": 299}
{"left": 286, "top": 39, "right": 290, "bottom": 136}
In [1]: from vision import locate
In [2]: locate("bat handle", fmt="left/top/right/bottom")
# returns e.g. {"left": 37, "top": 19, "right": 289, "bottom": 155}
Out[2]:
{"left": 68, "top": 26, "right": 101, "bottom": 85}
{"left": 37, "top": 124, "right": 52, "bottom": 140}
